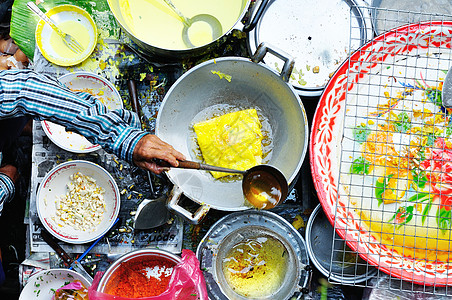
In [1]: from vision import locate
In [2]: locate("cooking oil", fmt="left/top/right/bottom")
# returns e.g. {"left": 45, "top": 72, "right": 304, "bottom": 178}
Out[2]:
{"left": 243, "top": 170, "right": 282, "bottom": 209}
{"left": 222, "top": 235, "right": 288, "bottom": 298}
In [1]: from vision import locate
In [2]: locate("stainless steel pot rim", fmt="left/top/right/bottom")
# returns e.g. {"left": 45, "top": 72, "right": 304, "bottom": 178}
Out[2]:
{"left": 107, "top": 0, "right": 252, "bottom": 54}
{"left": 196, "top": 210, "right": 310, "bottom": 300}
{"left": 306, "top": 204, "right": 377, "bottom": 284}
{"left": 247, "top": 0, "right": 373, "bottom": 96}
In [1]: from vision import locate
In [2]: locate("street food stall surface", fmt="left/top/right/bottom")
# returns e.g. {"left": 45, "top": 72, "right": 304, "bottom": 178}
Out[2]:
{"left": 0, "top": 0, "right": 403, "bottom": 299}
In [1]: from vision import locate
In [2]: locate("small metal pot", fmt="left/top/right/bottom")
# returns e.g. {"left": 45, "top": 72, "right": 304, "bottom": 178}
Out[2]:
{"left": 306, "top": 204, "right": 377, "bottom": 284}
{"left": 196, "top": 210, "right": 311, "bottom": 300}
{"left": 97, "top": 249, "right": 181, "bottom": 294}
{"left": 106, "top": 0, "right": 268, "bottom": 60}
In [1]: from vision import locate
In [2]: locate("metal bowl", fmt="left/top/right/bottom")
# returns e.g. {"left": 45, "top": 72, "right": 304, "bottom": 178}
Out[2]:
{"left": 306, "top": 204, "right": 377, "bottom": 284}
{"left": 97, "top": 248, "right": 181, "bottom": 294}
{"left": 196, "top": 210, "right": 310, "bottom": 299}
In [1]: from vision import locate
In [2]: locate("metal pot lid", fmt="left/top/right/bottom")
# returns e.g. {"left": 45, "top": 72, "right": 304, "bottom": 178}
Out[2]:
{"left": 371, "top": 0, "right": 452, "bottom": 36}
{"left": 247, "top": 0, "right": 373, "bottom": 96}
{"left": 306, "top": 204, "right": 377, "bottom": 284}
{"left": 196, "top": 210, "right": 310, "bottom": 299}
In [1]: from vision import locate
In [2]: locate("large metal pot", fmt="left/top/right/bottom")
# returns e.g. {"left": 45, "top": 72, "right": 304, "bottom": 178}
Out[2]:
{"left": 106, "top": 0, "right": 268, "bottom": 59}
{"left": 155, "top": 43, "right": 308, "bottom": 224}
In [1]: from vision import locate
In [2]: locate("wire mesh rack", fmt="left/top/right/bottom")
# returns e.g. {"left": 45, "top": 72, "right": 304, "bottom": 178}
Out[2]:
{"left": 313, "top": 4, "right": 452, "bottom": 297}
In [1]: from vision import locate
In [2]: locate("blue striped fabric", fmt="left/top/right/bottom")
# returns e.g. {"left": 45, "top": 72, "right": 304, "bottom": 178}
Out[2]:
{"left": 0, "top": 69, "right": 149, "bottom": 213}
{"left": 0, "top": 69, "right": 147, "bottom": 162}
{"left": 0, "top": 173, "right": 14, "bottom": 215}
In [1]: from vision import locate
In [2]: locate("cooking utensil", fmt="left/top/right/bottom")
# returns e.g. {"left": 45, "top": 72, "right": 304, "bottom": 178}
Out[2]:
{"left": 41, "top": 229, "right": 94, "bottom": 283}
{"left": 134, "top": 196, "right": 171, "bottom": 229}
{"left": 127, "top": 79, "right": 172, "bottom": 229}
{"left": 247, "top": 0, "right": 372, "bottom": 97}
{"left": 27, "top": 2, "right": 84, "bottom": 53}
{"left": 159, "top": 160, "right": 288, "bottom": 209}
{"left": 106, "top": 0, "right": 268, "bottom": 59}
{"left": 162, "top": 0, "right": 222, "bottom": 48}
{"left": 197, "top": 210, "right": 312, "bottom": 299}
{"left": 442, "top": 67, "right": 452, "bottom": 107}
{"left": 311, "top": 21, "right": 452, "bottom": 286}
{"left": 155, "top": 43, "right": 308, "bottom": 223}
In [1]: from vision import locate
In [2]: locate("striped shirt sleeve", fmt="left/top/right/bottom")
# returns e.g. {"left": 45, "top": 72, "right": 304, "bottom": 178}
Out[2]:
{"left": 0, "top": 173, "right": 15, "bottom": 215}
{"left": 0, "top": 69, "right": 147, "bottom": 162}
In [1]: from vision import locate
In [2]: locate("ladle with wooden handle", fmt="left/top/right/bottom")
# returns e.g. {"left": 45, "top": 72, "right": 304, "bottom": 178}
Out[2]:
{"left": 158, "top": 159, "right": 289, "bottom": 209}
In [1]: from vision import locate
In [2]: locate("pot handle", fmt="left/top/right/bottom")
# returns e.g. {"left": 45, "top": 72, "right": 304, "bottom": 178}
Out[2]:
{"left": 167, "top": 185, "right": 210, "bottom": 224}
{"left": 243, "top": 0, "right": 269, "bottom": 32}
{"left": 252, "top": 42, "right": 295, "bottom": 82}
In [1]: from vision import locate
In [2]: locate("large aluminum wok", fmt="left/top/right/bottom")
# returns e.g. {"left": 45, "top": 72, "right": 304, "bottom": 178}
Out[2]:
{"left": 156, "top": 43, "right": 308, "bottom": 223}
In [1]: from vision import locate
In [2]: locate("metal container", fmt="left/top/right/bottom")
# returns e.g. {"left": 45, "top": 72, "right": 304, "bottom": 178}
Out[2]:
{"left": 97, "top": 249, "right": 181, "bottom": 294}
{"left": 106, "top": 0, "right": 268, "bottom": 60}
{"left": 371, "top": 0, "right": 452, "bottom": 36}
{"left": 306, "top": 204, "right": 377, "bottom": 284}
{"left": 247, "top": 0, "right": 373, "bottom": 97}
{"left": 196, "top": 210, "right": 311, "bottom": 300}
{"left": 155, "top": 43, "right": 309, "bottom": 224}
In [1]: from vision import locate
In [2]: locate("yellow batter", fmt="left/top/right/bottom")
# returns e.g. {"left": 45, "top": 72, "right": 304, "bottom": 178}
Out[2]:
{"left": 194, "top": 109, "right": 263, "bottom": 179}
{"left": 117, "top": 0, "right": 244, "bottom": 49}
{"left": 49, "top": 20, "right": 90, "bottom": 61}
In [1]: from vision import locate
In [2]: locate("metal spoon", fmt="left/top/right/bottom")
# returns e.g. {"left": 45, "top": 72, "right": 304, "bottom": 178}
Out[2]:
{"left": 162, "top": 0, "right": 222, "bottom": 48}
{"left": 160, "top": 160, "right": 289, "bottom": 209}
{"left": 442, "top": 67, "right": 452, "bottom": 108}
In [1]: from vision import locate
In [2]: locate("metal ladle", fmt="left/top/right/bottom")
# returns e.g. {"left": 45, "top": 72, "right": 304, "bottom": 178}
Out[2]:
{"left": 159, "top": 160, "right": 289, "bottom": 209}
{"left": 162, "top": 0, "right": 222, "bottom": 48}
{"left": 442, "top": 67, "right": 452, "bottom": 108}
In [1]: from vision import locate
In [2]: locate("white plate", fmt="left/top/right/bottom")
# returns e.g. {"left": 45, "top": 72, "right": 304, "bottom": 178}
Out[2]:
{"left": 19, "top": 268, "right": 91, "bottom": 300}
{"left": 35, "top": 4, "right": 97, "bottom": 66}
{"left": 36, "top": 160, "right": 120, "bottom": 244}
{"left": 42, "top": 71, "right": 123, "bottom": 153}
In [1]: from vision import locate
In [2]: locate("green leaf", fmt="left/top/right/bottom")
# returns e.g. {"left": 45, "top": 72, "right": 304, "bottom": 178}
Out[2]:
{"left": 426, "top": 88, "right": 442, "bottom": 107}
{"left": 350, "top": 157, "right": 370, "bottom": 175}
{"left": 436, "top": 207, "right": 452, "bottom": 232}
{"left": 375, "top": 174, "right": 393, "bottom": 206}
{"left": 407, "top": 192, "right": 430, "bottom": 203}
{"left": 392, "top": 112, "right": 411, "bottom": 132}
{"left": 353, "top": 124, "right": 370, "bottom": 143}
{"left": 421, "top": 201, "right": 433, "bottom": 225}
{"left": 425, "top": 134, "right": 436, "bottom": 147}
{"left": 389, "top": 205, "right": 414, "bottom": 227}
{"left": 411, "top": 170, "right": 428, "bottom": 189}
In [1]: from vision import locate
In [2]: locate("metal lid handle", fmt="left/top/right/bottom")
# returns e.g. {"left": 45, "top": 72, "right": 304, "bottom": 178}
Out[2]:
{"left": 252, "top": 42, "right": 295, "bottom": 82}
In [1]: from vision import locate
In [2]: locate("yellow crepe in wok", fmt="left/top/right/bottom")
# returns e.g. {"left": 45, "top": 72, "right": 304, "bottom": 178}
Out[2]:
{"left": 194, "top": 109, "right": 263, "bottom": 178}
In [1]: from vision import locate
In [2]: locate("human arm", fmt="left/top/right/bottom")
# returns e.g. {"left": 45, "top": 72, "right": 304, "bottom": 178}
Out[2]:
{"left": 0, "top": 69, "right": 185, "bottom": 172}
{"left": 0, "top": 69, "right": 145, "bottom": 162}
{"left": 0, "top": 165, "right": 18, "bottom": 215}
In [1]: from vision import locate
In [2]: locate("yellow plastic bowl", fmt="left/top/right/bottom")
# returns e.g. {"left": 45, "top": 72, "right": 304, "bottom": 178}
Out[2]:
{"left": 35, "top": 4, "right": 97, "bottom": 66}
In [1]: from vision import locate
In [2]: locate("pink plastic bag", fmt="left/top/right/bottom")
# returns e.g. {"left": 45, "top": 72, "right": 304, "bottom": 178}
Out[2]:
{"left": 88, "top": 249, "right": 208, "bottom": 300}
